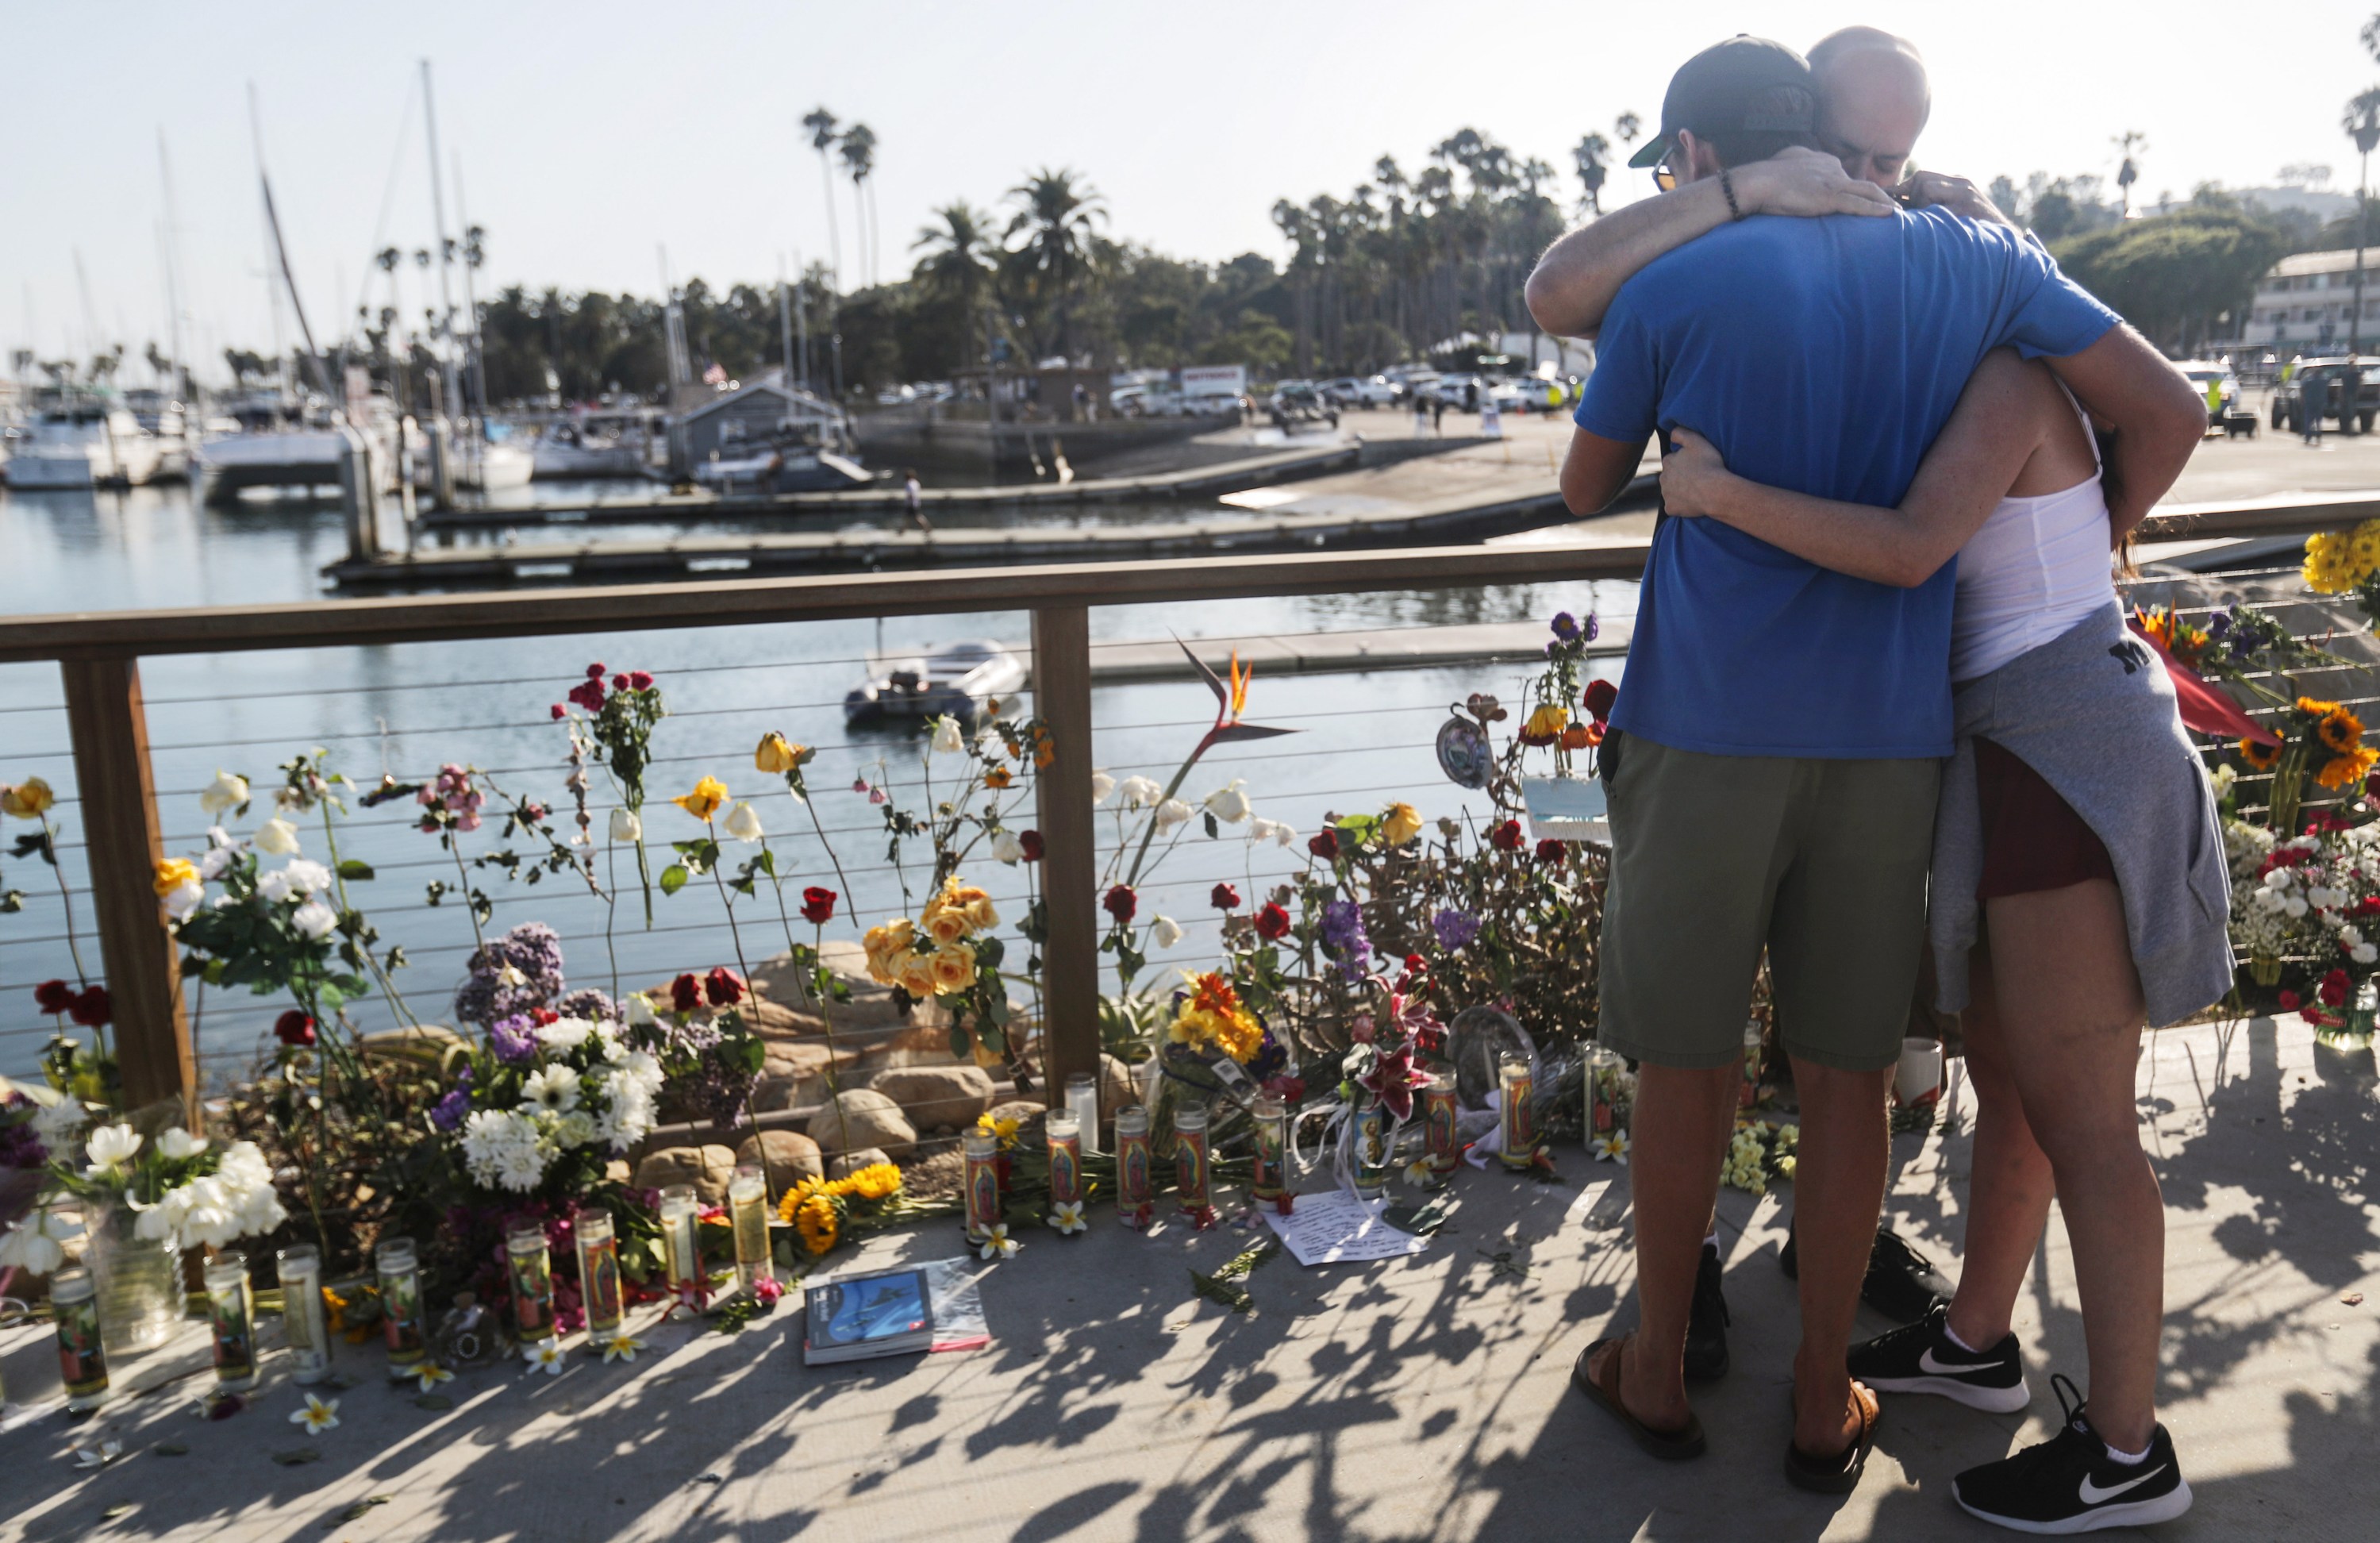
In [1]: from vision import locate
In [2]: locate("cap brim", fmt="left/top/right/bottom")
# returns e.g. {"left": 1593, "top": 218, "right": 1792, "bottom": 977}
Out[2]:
{"left": 1627, "top": 135, "right": 1671, "bottom": 170}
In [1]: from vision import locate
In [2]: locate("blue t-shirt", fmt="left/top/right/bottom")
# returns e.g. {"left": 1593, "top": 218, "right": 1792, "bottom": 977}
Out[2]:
{"left": 1574, "top": 207, "right": 2120, "bottom": 758}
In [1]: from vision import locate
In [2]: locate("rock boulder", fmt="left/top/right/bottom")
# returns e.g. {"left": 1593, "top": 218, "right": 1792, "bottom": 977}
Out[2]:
{"left": 735, "top": 1129, "right": 825, "bottom": 1193}
{"left": 827, "top": 1148, "right": 894, "bottom": 1180}
{"left": 805, "top": 1089, "right": 917, "bottom": 1157}
{"left": 631, "top": 1144, "right": 739, "bottom": 1203}
{"left": 869, "top": 1064, "right": 998, "bottom": 1127}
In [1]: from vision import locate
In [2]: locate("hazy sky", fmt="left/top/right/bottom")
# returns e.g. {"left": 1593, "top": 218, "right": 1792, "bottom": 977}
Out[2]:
{"left": 8, "top": 0, "right": 2379, "bottom": 382}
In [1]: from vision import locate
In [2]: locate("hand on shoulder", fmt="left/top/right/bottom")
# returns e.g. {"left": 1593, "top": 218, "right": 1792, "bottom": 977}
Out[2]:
{"left": 1738, "top": 148, "right": 1899, "bottom": 219}
{"left": 1894, "top": 171, "right": 2014, "bottom": 227}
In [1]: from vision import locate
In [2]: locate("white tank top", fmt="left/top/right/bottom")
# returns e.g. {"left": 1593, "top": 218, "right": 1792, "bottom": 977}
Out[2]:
{"left": 1948, "top": 388, "right": 2117, "bottom": 684}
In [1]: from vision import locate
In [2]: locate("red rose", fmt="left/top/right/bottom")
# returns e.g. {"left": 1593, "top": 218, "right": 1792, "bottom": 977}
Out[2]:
{"left": 33, "top": 979, "right": 74, "bottom": 1014}
{"left": 1307, "top": 829, "right": 1340, "bottom": 861}
{"left": 1211, "top": 883, "right": 1241, "bottom": 911}
{"left": 522, "top": 802, "right": 548, "bottom": 824}
{"left": 68, "top": 985, "right": 111, "bottom": 1029}
{"left": 612, "top": 674, "right": 629, "bottom": 691}
{"left": 1262, "top": 1074, "right": 1305, "bottom": 1104}
{"left": 800, "top": 886, "right": 837, "bottom": 925}
{"left": 1018, "top": 829, "right": 1044, "bottom": 863}
{"left": 628, "top": 671, "right": 655, "bottom": 691}
{"left": 1104, "top": 885, "right": 1136, "bottom": 924}
{"left": 1536, "top": 837, "right": 1566, "bottom": 863}
{"left": 274, "top": 1010, "right": 316, "bottom": 1048}
{"left": 705, "top": 967, "right": 745, "bottom": 1007}
{"left": 567, "top": 680, "right": 605, "bottom": 712}
{"left": 1582, "top": 679, "right": 1618, "bottom": 722}
{"left": 2320, "top": 968, "right": 2351, "bottom": 1007}
{"left": 586, "top": 663, "right": 606, "bottom": 680}
{"left": 1489, "top": 819, "right": 1524, "bottom": 851}
{"left": 550, "top": 704, "right": 567, "bottom": 721}
{"left": 533, "top": 1008, "right": 560, "bottom": 1025}
{"left": 1255, "top": 902, "right": 1291, "bottom": 940}
{"left": 2278, "top": 989, "right": 2301, "bottom": 1011}
{"left": 670, "top": 972, "right": 702, "bottom": 1014}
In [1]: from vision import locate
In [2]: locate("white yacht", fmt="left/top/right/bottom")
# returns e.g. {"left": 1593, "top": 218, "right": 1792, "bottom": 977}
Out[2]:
{"left": 194, "top": 392, "right": 392, "bottom": 502}
{"left": 844, "top": 641, "right": 1028, "bottom": 723}
{"left": 6, "top": 396, "right": 170, "bottom": 489}
{"left": 530, "top": 413, "right": 659, "bottom": 479}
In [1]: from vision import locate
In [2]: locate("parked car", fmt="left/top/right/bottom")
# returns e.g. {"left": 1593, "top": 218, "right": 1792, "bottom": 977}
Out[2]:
{"left": 2176, "top": 361, "right": 2254, "bottom": 438}
{"left": 2272, "top": 356, "right": 2380, "bottom": 433}
{"left": 1321, "top": 375, "right": 1398, "bottom": 408}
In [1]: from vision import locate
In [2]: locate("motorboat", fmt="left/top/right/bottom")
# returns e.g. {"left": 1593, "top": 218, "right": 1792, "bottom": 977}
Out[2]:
{"left": 530, "top": 414, "right": 658, "bottom": 479}
{"left": 6, "top": 394, "right": 170, "bottom": 489}
{"left": 454, "top": 427, "right": 534, "bottom": 491}
{"left": 194, "top": 392, "right": 396, "bottom": 502}
{"left": 844, "top": 641, "right": 1028, "bottom": 723}
{"left": 694, "top": 436, "right": 872, "bottom": 494}
{"left": 121, "top": 389, "right": 192, "bottom": 482}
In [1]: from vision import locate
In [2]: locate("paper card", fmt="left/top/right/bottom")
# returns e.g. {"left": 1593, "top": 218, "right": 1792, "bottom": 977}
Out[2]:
{"left": 1259, "top": 1189, "right": 1434, "bottom": 1267}
{"left": 1521, "top": 775, "right": 1609, "bottom": 845}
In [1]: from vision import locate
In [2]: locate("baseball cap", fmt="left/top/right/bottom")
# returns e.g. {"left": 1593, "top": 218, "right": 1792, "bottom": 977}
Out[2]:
{"left": 1628, "top": 35, "right": 1817, "bottom": 168}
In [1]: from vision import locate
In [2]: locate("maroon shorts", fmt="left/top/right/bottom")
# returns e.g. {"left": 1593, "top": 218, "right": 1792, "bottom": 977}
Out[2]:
{"left": 1974, "top": 737, "right": 2117, "bottom": 901}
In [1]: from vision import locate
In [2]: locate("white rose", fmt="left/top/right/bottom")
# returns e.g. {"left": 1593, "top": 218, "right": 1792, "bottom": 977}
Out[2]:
{"left": 2284, "top": 896, "right": 2310, "bottom": 919}
{"left": 291, "top": 899, "right": 339, "bottom": 940}
{"left": 1117, "top": 775, "right": 1161, "bottom": 810}
{"left": 157, "top": 1126, "right": 210, "bottom": 1160}
{"left": 1271, "top": 821, "right": 1298, "bottom": 848}
{"left": 2355, "top": 943, "right": 2378, "bottom": 964}
{"left": 282, "top": 858, "right": 333, "bottom": 895}
{"left": 198, "top": 770, "right": 250, "bottom": 815}
{"left": 930, "top": 715, "right": 965, "bottom": 756}
{"left": 609, "top": 807, "right": 642, "bottom": 843}
{"left": 722, "top": 801, "right": 765, "bottom": 843}
{"left": 625, "top": 993, "right": 659, "bottom": 1029}
{"left": 1090, "top": 771, "right": 1117, "bottom": 806}
{"left": 163, "top": 879, "right": 205, "bottom": 920}
{"left": 254, "top": 818, "right": 302, "bottom": 856}
{"left": 1153, "top": 798, "right": 1193, "bottom": 832}
{"left": 1151, "top": 914, "right": 1184, "bottom": 949}
{"left": 990, "top": 829, "right": 1025, "bottom": 864}
{"left": 1203, "top": 780, "right": 1252, "bottom": 823}
{"left": 2309, "top": 886, "right": 2340, "bottom": 911}
{"left": 198, "top": 845, "right": 236, "bottom": 881}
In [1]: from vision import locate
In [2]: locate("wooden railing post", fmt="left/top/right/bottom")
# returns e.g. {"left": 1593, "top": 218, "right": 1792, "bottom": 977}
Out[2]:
{"left": 58, "top": 655, "right": 194, "bottom": 1117}
{"left": 1030, "top": 605, "right": 1099, "bottom": 1107}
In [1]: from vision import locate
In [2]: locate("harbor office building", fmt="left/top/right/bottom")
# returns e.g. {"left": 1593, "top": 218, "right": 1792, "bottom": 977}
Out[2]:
{"left": 666, "top": 373, "right": 851, "bottom": 479}
{"left": 2242, "top": 248, "right": 2380, "bottom": 352}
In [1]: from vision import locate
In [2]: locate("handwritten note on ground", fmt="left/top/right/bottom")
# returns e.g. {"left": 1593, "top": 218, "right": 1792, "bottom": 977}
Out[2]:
{"left": 1260, "top": 1190, "right": 1434, "bottom": 1267}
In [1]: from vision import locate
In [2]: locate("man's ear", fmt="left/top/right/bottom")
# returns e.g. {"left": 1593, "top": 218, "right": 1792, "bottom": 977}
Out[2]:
{"left": 1678, "top": 130, "right": 1726, "bottom": 183}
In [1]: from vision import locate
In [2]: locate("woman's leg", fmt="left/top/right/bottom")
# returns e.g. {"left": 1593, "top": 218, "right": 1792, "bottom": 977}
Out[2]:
{"left": 1984, "top": 876, "right": 2162, "bottom": 1452}
{"left": 1943, "top": 926, "right": 2060, "bottom": 1349}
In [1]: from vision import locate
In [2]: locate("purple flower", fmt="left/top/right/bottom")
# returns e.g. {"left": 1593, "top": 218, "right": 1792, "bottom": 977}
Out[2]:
{"left": 429, "top": 1069, "right": 475, "bottom": 1132}
{"left": 0, "top": 1092, "right": 47, "bottom": 1169}
{"left": 555, "top": 987, "right": 620, "bottom": 1024}
{"left": 487, "top": 1014, "right": 540, "bottom": 1064}
{"left": 1432, "top": 908, "right": 1482, "bottom": 951}
{"left": 451, "top": 922, "right": 568, "bottom": 1028}
{"left": 1320, "top": 899, "right": 1372, "bottom": 980}
{"left": 1551, "top": 611, "right": 1580, "bottom": 641}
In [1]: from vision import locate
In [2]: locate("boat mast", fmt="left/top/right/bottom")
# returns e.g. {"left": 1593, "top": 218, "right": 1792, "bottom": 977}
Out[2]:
{"left": 247, "top": 85, "right": 291, "bottom": 404}
{"left": 778, "top": 254, "right": 794, "bottom": 388}
{"left": 453, "top": 152, "right": 487, "bottom": 446}
{"left": 419, "top": 60, "right": 463, "bottom": 433}
{"left": 157, "top": 131, "right": 189, "bottom": 406}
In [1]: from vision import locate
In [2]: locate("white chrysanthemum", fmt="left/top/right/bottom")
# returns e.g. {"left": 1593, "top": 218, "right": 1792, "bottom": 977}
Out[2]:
{"left": 536, "top": 1018, "right": 601, "bottom": 1053}
{"left": 556, "top": 1110, "right": 598, "bottom": 1149}
{"left": 621, "top": 1050, "right": 665, "bottom": 1097}
{"left": 495, "top": 1141, "right": 548, "bottom": 1192}
{"left": 521, "top": 1064, "right": 583, "bottom": 1114}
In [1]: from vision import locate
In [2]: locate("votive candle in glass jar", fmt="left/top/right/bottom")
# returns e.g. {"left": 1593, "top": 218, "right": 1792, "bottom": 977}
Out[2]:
{"left": 658, "top": 1184, "right": 701, "bottom": 1302}
{"left": 1498, "top": 1052, "right": 1536, "bottom": 1170}
{"left": 1423, "top": 1068, "right": 1461, "bottom": 1175}
{"left": 1115, "top": 1105, "right": 1154, "bottom": 1229}
{"left": 205, "top": 1249, "right": 259, "bottom": 1391}
{"left": 506, "top": 1218, "right": 556, "bottom": 1345}
{"left": 1251, "top": 1095, "right": 1289, "bottom": 1203}
{"left": 962, "top": 1129, "right": 1002, "bottom": 1239}
{"left": 1740, "top": 1017, "right": 1765, "bottom": 1109}
{"left": 729, "top": 1164, "right": 772, "bottom": 1291}
{"left": 52, "top": 1265, "right": 110, "bottom": 1411}
{"left": 376, "top": 1236, "right": 426, "bottom": 1378}
{"left": 1066, "top": 1071, "right": 1101, "bottom": 1156}
{"left": 1587, "top": 1045, "right": 1627, "bottom": 1137}
{"left": 1352, "top": 1090, "right": 1387, "bottom": 1196}
{"left": 1045, "top": 1110, "right": 1084, "bottom": 1209}
{"left": 277, "top": 1243, "right": 331, "bottom": 1384}
{"left": 575, "top": 1209, "right": 624, "bottom": 1337}
{"left": 1174, "top": 1103, "right": 1213, "bottom": 1215}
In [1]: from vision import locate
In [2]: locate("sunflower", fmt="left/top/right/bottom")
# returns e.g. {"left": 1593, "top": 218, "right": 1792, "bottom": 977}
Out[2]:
{"left": 776, "top": 1175, "right": 826, "bottom": 1225}
{"left": 2297, "top": 696, "right": 2344, "bottom": 720}
{"left": 2317, "top": 745, "right": 2380, "bottom": 791}
{"left": 2240, "top": 737, "right": 2281, "bottom": 771}
{"left": 983, "top": 765, "right": 1013, "bottom": 789}
{"left": 794, "top": 1192, "right": 840, "bottom": 1256}
{"left": 2320, "top": 708, "right": 2367, "bottom": 754}
{"left": 844, "top": 1162, "right": 903, "bottom": 1201}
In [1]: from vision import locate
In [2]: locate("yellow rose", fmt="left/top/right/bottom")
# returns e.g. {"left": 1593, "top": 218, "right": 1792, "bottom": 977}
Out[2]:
{"left": 924, "top": 906, "right": 971, "bottom": 946}
{"left": 671, "top": 775, "right": 729, "bottom": 822}
{"left": 860, "top": 921, "right": 913, "bottom": 984}
{"left": 963, "top": 896, "right": 1000, "bottom": 931}
{"left": 1381, "top": 801, "right": 1423, "bottom": 846}
{"left": 929, "top": 942, "right": 979, "bottom": 995}
{"left": 153, "top": 856, "right": 198, "bottom": 897}
{"left": 894, "top": 952, "right": 939, "bottom": 999}
{"left": 945, "top": 883, "right": 990, "bottom": 907}
{"left": 754, "top": 733, "right": 804, "bottom": 774}
{"left": 1, "top": 777, "right": 54, "bottom": 820}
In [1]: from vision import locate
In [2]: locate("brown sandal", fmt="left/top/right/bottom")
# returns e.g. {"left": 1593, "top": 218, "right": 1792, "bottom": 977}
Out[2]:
{"left": 1573, "top": 1335, "right": 1708, "bottom": 1460}
{"left": 1785, "top": 1379, "right": 1881, "bottom": 1494}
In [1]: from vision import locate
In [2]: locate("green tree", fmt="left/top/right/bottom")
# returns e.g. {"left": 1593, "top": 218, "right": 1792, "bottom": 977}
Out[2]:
{"left": 1005, "top": 167, "right": 1106, "bottom": 364}
{"left": 802, "top": 106, "right": 843, "bottom": 291}
{"left": 840, "top": 123, "right": 879, "bottom": 289}
{"left": 1574, "top": 133, "right": 1611, "bottom": 214}
{"left": 2054, "top": 208, "right": 2287, "bottom": 353}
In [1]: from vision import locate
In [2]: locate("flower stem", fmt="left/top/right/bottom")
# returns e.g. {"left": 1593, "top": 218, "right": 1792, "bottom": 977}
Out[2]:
{"left": 46, "top": 816, "right": 90, "bottom": 987}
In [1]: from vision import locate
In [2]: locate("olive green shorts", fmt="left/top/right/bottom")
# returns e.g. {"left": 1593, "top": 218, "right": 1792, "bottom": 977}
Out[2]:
{"left": 1597, "top": 730, "right": 1940, "bottom": 1072}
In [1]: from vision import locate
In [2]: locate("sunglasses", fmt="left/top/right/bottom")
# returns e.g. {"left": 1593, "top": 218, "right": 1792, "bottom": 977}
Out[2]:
{"left": 1652, "top": 163, "right": 1678, "bottom": 193}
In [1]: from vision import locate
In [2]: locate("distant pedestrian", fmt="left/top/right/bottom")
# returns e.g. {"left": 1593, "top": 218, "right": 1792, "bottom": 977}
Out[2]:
{"left": 2302, "top": 372, "right": 2327, "bottom": 444}
{"left": 1412, "top": 392, "right": 1429, "bottom": 437}
{"left": 903, "top": 471, "right": 931, "bottom": 533}
{"left": 1431, "top": 395, "right": 1446, "bottom": 435}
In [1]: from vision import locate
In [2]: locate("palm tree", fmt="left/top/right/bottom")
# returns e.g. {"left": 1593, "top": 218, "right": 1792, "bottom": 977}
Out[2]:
{"left": 840, "top": 123, "right": 879, "bottom": 287}
{"left": 1007, "top": 167, "right": 1106, "bottom": 364}
{"left": 1614, "top": 111, "right": 1642, "bottom": 152}
{"left": 913, "top": 202, "right": 998, "bottom": 317}
{"left": 1574, "top": 133, "right": 1611, "bottom": 214}
{"left": 2347, "top": 87, "right": 2380, "bottom": 352}
{"left": 802, "top": 107, "right": 842, "bottom": 293}
{"left": 2113, "top": 129, "right": 2147, "bottom": 217}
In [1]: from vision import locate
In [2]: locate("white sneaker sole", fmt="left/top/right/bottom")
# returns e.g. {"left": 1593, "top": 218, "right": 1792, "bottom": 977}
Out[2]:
{"left": 1861, "top": 1371, "right": 2032, "bottom": 1414}
{"left": 1955, "top": 1477, "right": 2194, "bottom": 1533}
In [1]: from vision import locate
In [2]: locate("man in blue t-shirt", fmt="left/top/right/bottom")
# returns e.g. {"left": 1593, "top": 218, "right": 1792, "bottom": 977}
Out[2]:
{"left": 1551, "top": 35, "right": 2205, "bottom": 1491}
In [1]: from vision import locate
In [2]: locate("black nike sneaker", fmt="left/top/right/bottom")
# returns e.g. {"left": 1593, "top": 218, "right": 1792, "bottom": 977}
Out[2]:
{"left": 1780, "top": 1221, "right": 1955, "bottom": 1324}
{"left": 1848, "top": 1303, "right": 2028, "bottom": 1413}
{"left": 1953, "top": 1374, "right": 2192, "bottom": 1533}
{"left": 1683, "top": 1241, "right": 1729, "bottom": 1381}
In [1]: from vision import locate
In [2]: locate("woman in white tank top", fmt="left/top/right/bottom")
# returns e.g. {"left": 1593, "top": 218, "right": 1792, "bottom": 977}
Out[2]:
{"left": 1655, "top": 348, "right": 2212, "bottom": 1499}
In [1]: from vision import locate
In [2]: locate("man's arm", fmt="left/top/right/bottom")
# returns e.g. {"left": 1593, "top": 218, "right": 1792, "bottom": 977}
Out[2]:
{"left": 2040, "top": 322, "right": 2207, "bottom": 537}
{"left": 1560, "top": 428, "right": 1652, "bottom": 516}
{"left": 1524, "top": 149, "right": 1897, "bottom": 339}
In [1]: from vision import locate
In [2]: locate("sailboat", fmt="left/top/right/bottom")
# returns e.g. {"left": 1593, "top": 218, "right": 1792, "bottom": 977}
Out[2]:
{"left": 8, "top": 390, "right": 170, "bottom": 489}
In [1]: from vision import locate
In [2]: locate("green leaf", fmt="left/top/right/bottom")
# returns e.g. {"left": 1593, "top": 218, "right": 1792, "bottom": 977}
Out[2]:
{"left": 659, "top": 864, "right": 689, "bottom": 896}
{"left": 979, "top": 1021, "right": 1007, "bottom": 1055}
{"left": 948, "top": 1023, "right": 969, "bottom": 1059}
{"left": 153, "top": 1441, "right": 190, "bottom": 1456}
{"left": 975, "top": 936, "right": 1006, "bottom": 970}
{"left": 271, "top": 1447, "right": 321, "bottom": 1466}
{"left": 336, "top": 859, "right": 375, "bottom": 881}
{"left": 102, "top": 1504, "right": 133, "bottom": 1520}
{"left": 1203, "top": 810, "right": 1219, "bottom": 839}
{"left": 413, "top": 1394, "right": 452, "bottom": 1411}
{"left": 333, "top": 1496, "right": 392, "bottom": 1524}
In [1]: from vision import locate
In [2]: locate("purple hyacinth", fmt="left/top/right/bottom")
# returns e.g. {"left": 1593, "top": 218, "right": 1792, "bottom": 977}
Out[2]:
{"left": 429, "top": 1070, "right": 475, "bottom": 1133}
{"left": 451, "top": 922, "right": 568, "bottom": 1028}
{"left": 1320, "top": 899, "right": 1372, "bottom": 980}
{"left": 1432, "top": 908, "right": 1482, "bottom": 951}
{"left": 486, "top": 1014, "right": 540, "bottom": 1065}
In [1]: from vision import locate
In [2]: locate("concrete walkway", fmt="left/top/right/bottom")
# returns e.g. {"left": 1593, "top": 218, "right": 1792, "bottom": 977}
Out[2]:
{"left": 1, "top": 1013, "right": 2373, "bottom": 1541}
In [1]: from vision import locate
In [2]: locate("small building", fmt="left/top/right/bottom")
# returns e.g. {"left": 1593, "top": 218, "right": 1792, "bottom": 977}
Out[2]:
{"left": 2243, "top": 249, "right": 2380, "bottom": 351}
{"left": 667, "top": 371, "right": 849, "bottom": 478}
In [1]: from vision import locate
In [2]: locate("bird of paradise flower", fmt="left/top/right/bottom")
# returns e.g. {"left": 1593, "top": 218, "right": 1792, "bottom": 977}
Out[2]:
{"left": 1121, "top": 641, "right": 1298, "bottom": 888}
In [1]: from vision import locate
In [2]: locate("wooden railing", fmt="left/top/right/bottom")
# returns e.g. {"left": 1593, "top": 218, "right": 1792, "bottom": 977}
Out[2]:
{"left": 0, "top": 491, "right": 2344, "bottom": 1113}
